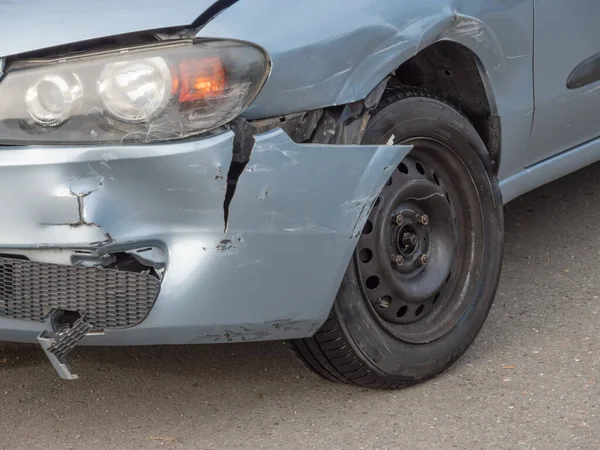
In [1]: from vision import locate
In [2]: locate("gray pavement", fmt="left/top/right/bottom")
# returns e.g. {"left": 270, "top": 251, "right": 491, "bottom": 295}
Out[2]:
{"left": 2, "top": 162, "right": 600, "bottom": 449}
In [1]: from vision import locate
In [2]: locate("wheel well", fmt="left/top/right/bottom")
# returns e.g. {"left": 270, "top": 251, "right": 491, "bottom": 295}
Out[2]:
{"left": 390, "top": 41, "right": 500, "bottom": 171}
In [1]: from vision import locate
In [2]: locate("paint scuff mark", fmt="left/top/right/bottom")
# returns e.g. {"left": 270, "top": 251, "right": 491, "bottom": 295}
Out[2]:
{"left": 206, "top": 328, "right": 270, "bottom": 342}
{"left": 264, "top": 318, "right": 302, "bottom": 332}
{"left": 450, "top": 11, "right": 485, "bottom": 43}
{"left": 281, "top": 67, "right": 352, "bottom": 95}
{"left": 165, "top": 187, "right": 195, "bottom": 193}
{"left": 235, "top": 259, "right": 262, "bottom": 270}
{"left": 216, "top": 233, "right": 244, "bottom": 252}
{"left": 342, "top": 194, "right": 379, "bottom": 239}
{"left": 216, "top": 239, "right": 233, "bottom": 252}
{"left": 245, "top": 164, "right": 273, "bottom": 173}
{"left": 215, "top": 164, "right": 223, "bottom": 180}
{"left": 280, "top": 150, "right": 299, "bottom": 167}
{"left": 506, "top": 54, "right": 531, "bottom": 60}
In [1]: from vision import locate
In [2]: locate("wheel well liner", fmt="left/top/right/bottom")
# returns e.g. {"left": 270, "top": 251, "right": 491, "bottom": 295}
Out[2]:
{"left": 390, "top": 41, "right": 501, "bottom": 171}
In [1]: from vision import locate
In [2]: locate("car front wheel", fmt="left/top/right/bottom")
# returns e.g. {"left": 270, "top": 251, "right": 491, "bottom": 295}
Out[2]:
{"left": 293, "top": 87, "right": 504, "bottom": 389}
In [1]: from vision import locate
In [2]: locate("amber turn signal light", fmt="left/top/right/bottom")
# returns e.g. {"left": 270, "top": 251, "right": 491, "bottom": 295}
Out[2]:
{"left": 176, "top": 57, "right": 228, "bottom": 103}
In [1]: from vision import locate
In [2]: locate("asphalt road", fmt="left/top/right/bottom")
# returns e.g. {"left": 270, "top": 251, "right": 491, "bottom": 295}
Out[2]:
{"left": 3, "top": 162, "right": 600, "bottom": 450}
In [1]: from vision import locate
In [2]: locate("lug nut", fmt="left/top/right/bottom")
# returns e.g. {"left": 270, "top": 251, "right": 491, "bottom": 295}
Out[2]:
{"left": 418, "top": 254, "right": 429, "bottom": 265}
{"left": 417, "top": 214, "right": 429, "bottom": 226}
{"left": 393, "top": 214, "right": 404, "bottom": 226}
{"left": 391, "top": 254, "right": 404, "bottom": 266}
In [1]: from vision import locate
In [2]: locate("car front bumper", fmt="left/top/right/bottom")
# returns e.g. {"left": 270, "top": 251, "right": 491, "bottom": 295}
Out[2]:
{"left": 0, "top": 128, "right": 409, "bottom": 345}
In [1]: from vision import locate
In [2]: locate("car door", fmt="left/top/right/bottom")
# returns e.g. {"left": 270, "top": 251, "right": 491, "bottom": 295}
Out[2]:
{"left": 527, "top": 0, "right": 600, "bottom": 165}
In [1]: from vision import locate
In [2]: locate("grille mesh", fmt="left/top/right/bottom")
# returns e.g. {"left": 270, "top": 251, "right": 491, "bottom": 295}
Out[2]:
{"left": 0, "top": 256, "right": 160, "bottom": 328}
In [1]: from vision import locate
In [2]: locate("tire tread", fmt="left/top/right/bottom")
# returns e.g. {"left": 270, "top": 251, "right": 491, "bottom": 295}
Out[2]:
{"left": 292, "top": 309, "right": 412, "bottom": 389}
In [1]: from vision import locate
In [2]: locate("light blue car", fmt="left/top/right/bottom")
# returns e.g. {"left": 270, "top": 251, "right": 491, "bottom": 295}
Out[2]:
{"left": 0, "top": 0, "right": 595, "bottom": 388}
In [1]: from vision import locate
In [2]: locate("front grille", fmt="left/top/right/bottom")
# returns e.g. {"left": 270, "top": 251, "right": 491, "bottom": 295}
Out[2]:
{"left": 0, "top": 256, "right": 160, "bottom": 328}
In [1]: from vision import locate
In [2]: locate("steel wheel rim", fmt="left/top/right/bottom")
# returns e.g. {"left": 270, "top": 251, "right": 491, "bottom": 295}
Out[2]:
{"left": 356, "top": 137, "right": 484, "bottom": 344}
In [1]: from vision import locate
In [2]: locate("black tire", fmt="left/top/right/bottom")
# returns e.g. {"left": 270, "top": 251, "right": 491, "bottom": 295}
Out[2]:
{"left": 292, "top": 87, "right": 504, "bottom": 389}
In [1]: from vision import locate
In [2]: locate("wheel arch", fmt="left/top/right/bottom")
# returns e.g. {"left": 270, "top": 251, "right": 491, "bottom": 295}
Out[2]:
{"left": 335, "top": 15, "right": 505, "bottom": 171}
{"left": 389, "top": 40, "right": 501, "bottom": 172}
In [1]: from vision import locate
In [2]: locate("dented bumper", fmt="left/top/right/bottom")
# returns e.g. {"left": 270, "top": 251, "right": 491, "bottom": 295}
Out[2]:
{"left": 0, "top": 129, "right": 410, "bottom": 344}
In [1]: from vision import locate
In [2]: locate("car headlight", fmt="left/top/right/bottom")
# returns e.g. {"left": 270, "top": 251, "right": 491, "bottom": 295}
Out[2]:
{"left": 0, "top": 39, "right": 270, "bottom": 144}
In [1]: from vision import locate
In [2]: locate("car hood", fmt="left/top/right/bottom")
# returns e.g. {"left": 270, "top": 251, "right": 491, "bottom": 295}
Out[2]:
{"left": 0, "top": 0, "right": 221, "bottom": 57}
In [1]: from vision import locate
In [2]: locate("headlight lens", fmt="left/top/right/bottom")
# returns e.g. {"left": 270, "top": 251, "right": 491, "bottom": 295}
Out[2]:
{"left": 25, "top": 74, "right": 83, "bottom": 127}
{"left": 98, "top": 57, "right": 172, "bottom": 123}
{"left": 0, "top": 40, "right": 269, "bottom": 144}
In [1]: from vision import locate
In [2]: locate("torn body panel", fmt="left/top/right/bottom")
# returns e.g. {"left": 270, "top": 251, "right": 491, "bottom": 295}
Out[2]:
{"left": 0, "top": 129, "right": 410, "bottom": 344}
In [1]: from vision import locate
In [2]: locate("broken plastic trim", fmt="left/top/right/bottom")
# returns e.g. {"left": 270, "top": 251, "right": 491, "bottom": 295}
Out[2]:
{"left": 38, "top": 310, "right": 95, "bottom": 380}
{"left": 0, "top": 247, "right": 165, "bottom": 278}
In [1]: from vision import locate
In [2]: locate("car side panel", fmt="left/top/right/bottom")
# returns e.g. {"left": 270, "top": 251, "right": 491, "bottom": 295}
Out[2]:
{"left": 527, "top": 1, "right": 600, "bottom": 165}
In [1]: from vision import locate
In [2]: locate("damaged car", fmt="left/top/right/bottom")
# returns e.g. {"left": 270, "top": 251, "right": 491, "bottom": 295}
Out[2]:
{"left": 0, "top": 0, "right": 593, "bottom": 388}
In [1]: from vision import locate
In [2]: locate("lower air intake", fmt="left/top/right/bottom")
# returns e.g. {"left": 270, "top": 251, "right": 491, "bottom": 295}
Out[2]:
{"left": 0, "top": 256, "right": 160, "bottom": 329}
